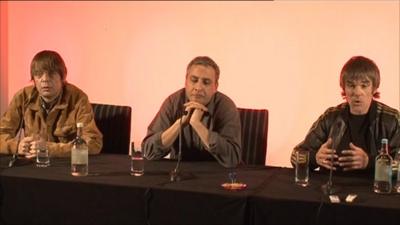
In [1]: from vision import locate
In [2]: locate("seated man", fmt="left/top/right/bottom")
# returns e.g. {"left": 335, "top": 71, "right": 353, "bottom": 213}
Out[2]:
{"left": 0, "top": 50, "right": 102, "bottom": 158}
{"left": 142, "top": 56, "right": 241, "bottom": 168}
{"left": 291, "top": 56, "right": 400, "bottom": 173}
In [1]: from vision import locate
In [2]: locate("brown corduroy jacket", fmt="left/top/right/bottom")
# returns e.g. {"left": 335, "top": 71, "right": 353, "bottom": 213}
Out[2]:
{"left": 0, "top": 83, "right": 103, "bottom": 157}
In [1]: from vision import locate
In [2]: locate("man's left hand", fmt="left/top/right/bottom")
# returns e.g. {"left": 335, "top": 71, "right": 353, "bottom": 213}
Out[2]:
{"left": 338, "top": 142, "right": 369, "bottom": 171}
{"left": 183, "top": 101, "right": 208, "bottom": 125}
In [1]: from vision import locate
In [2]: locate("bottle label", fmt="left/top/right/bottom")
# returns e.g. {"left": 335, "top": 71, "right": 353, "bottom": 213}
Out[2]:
{"left": 374, "top": 161, "right": 392, "bottom": 181}
{"left": 72, "top": 147, "right": 88, "bottom": 164}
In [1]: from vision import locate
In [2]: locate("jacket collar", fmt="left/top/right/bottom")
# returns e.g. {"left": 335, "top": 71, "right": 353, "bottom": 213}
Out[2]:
{"left": 341, "top": 100, "right": 377, "bottom": 124}
{"left": 27, "top": 85, "right": 69, "bottom": 111}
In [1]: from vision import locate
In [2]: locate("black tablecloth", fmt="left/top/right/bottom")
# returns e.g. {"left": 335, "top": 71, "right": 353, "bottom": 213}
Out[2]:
{"left": 0, "top": 154, "right": 399, "bottom": 225}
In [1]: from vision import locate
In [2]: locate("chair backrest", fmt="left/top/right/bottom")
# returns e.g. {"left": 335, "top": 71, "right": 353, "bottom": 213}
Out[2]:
{"left": 237, "top": 108, "right": 269, "bottom": 165}
{"left": 91, "top": 103, "right": 132, "bottom": 154}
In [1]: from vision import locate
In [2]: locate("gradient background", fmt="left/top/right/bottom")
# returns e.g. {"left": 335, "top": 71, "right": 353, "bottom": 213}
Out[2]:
{"left": 1, "top": 1, "right": 399, "bottom": 168}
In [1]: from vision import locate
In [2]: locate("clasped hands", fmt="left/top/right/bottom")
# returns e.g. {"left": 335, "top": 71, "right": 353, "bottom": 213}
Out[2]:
{"left": 181, "top": 101, "right": 208, "bottom": 126}
{"left": 17, "top": 135, "right": 44, "bottom": 159}
{"left": 316, "top": 138, "right": 369, "bottom": 171}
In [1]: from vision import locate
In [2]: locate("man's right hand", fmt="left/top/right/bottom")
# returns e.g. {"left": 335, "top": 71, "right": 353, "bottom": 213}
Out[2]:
{"left": 316, "top": 138, "right": 338, "bottom": 170}
{"left": 182, "top": 101, "right": 208, "bottom": 125}
{"left": 17, "top": 136, "right": 36, "bottom": 158}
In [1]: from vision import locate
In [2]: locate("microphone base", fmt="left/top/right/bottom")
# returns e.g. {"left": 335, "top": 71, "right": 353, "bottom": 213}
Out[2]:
{"left": 7, "top": 156, "right": 33, "bottom": 168}
{"left": 321, "top": 183, "right": 341, "bottom": 195}
{"left": 170, "top": 169, "right": 182, "bottom": 182}
{"left": 169, "top": 169, "right": 194, "bottom": 182}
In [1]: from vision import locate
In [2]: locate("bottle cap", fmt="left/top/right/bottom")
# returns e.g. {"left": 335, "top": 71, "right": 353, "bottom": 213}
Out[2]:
{"left": 77, "top": 122, "right": 84, "bottom": 128}
{"left": 381, "top": 138, "right": 388, "bottom": 144}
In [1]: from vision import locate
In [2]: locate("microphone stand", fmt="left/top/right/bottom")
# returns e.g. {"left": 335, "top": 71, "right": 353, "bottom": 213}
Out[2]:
{"left": 8, "top": 119, "right": 30, "bottom": 167}
{"left": 321, "top": 151, "right": 336, "bottom": 195}
{"left": 170, "top": 113, "right": 184, "bottom": 182}
{"left": 8, "top": 95, "right": 32, "bottom": 168}
{"left": 321, "top": 120, "right": 344, "bottom": 195}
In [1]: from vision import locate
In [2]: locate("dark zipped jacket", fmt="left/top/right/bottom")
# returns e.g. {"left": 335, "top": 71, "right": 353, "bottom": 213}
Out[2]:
{"left": 291, "top": 100, "right": 400, "bottom": 171}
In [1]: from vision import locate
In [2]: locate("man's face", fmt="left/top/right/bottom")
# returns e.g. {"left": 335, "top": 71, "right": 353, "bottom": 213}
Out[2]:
{"left": 185, "top": 64, "right": 218, "bottom": 106}
{"left": 344, "top": 77, "right": 375, "bottom": 115}
{"left": 33, "top": 72, "right": 63, "bottom": 102}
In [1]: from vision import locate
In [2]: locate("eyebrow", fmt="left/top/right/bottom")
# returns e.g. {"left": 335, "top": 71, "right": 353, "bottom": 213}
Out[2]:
{"left": 190, "top": 75, "right": 211, "bottom": 81}
{"left": 360, "top": 80, "right": 371, "bottom": 84}
{"left": 346, "top": 79, "right": 371, "bottom": 84}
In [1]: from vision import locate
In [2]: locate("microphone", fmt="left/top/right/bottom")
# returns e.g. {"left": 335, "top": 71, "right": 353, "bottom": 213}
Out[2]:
{"left": 182, "top": 106, "right": 210, "bottom": 116}
{"left": 321, "top": 119, "right": 345, "bottom": 195}
{"left": 8, "top": 94, "right": 33, "bottom": 168}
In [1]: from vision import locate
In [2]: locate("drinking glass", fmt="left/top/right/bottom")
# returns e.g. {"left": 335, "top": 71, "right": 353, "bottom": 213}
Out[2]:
{"left": 35, "top": 133, "right": 50, "bottom": 167}
{"left": 295, "top": 150, "right": 309, "bottom": 187}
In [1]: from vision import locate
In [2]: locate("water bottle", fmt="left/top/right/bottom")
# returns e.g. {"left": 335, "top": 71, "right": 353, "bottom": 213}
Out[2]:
{"left": 71, "top": 122, "right": 88, "bottom": 176}
{"left": 394, "top": 148, "right": 400, "bottom": 193}
{"left": 373, "top": 138, "right": 392, "bottom": 194}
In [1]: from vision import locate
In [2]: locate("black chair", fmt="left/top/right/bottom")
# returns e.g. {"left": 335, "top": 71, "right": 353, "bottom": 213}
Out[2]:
{"left": 91, "top": 103, "right": 132, "bottom": 154}
{"left": 237, "top": 108, "right": 269, "bottom": 165}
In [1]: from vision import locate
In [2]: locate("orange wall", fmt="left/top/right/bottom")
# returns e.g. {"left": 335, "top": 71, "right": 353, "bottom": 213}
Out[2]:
{"left": 0, "top": 1, "right": 8, "bottom": 115}
{"left": 1, "top": 1, "right": 399, "bottom": 168}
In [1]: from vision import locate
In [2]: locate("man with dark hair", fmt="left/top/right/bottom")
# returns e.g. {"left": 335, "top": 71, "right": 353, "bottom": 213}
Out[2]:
{"left": 0, "top": 50, "right": 102, "bottom": 157}
{"left": 291, "top": 56, "right": 400, "bottom": 173}
{"left": 142, "top": 56, "right": 241, "bottom": 168}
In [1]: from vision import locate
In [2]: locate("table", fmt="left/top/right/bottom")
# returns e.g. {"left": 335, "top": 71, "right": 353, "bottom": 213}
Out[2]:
{"left": 0, "top": 154, "right": 399, "bottom": 225}
{"left": 249, "top": 169, "right": 400, "bottom": 225}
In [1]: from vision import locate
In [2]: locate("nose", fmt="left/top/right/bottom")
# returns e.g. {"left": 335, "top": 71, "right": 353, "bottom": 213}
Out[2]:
{"left": 352, "top": 85, "right": 363, "bottom": 96}
{"left": 193, "top": 82, "right": 204, "bottom": 91}
{"left": 40, "top": 73, "right": 50, "bottom": 81}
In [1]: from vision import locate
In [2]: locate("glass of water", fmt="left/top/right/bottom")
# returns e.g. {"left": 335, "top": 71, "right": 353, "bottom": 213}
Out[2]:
{"left": 295, "top": 150, "right": 309, "bottom": 187}
{"left": 34, "top": 133, "right": 50, "bottom": 167}
{"left": 130, "top": 142, "right": 144, "bottom": 176}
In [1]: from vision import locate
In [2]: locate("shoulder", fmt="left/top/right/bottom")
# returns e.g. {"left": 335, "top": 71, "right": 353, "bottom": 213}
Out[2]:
{"left": 63, "top": 83, "right": 89, "bottom": 100}
{"left": 166, "top": 88, "right": 185, "bottom": 100}
{"left": 11, "top": 85, "right": 37, "bottom": 102}
{"left": 211, "top": 92, "right": 239, "bottom": 120}
{"left": 213, "top": 91, "right": 237, "bottom": 108}
{"left": 163, "top": 88, "right": 186, "bottom": 106}
{"left": 59, "top": 83, "right": 91, "bottom": 108}
{"left": 16, "top": 85, "right": 35, "bottom": 96}
{"left": 375, "top": 101, "right": 400, "bottom": 123}
{"left": 319, "top": 102, "right": 347, "bottom": 119}
{"left": 375, "top": 101, "right": 399, "bottom": 117}
{"left": 157, "top": 89, "right": 186, "bottom": 116}
{"left": 311, "top": 102, "right": 348, "bottom": 128}
{"left": 324, "top": 102, "right": 347, "bottom": 114}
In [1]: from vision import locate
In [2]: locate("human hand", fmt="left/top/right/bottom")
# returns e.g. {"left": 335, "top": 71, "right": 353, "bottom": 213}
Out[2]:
{"left": 183, "top": 101, "right": 208, "bottom": 125}
{"left": 338, "top": 142, "right": 369, "bottom": 171}
{"left": 31, "top": 133, "right": 48, "bottom": 153}
{"left": 316, "top": 138, "right": 338, "bottom": 170}
{"left": 17, "top": 136, "right": 36, "bottom": 158}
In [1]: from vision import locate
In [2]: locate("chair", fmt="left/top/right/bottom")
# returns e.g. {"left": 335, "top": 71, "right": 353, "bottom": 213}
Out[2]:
{"left": 237, "top": 108, "right": 269, "bottom": 165}
{"left": 91, "top": 103, "right": 132, "bottom": 154}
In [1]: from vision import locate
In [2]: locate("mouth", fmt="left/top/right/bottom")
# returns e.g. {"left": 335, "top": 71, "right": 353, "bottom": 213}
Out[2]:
{"left": 352, "top": 100, "right": 363, "bottom": 106}
{"left": 192, "top": 94, "right": 204, "bottom": 99}
{"left": 41, "top": 87, "right": 52, "bottom": 91}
